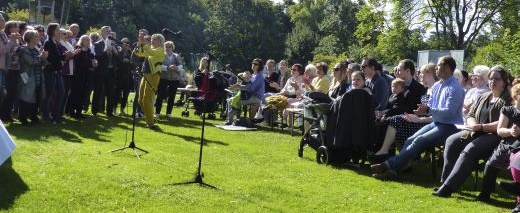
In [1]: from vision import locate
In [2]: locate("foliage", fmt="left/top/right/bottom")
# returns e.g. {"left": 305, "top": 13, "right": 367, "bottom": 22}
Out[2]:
{"left": 286, "top": 0, "right": 358, "bottom": 64}
{"left": 6, "top": 8, "right": 28, "bottom": 22}
{"left": 420, "top": 0, "right": 505, "bottom": 50}
{"left": 84, "top": 27, "right": 101, "bottom": 36}
{"left": 205, "top": 0, "right": 288, "bottom": 71}
{"left": 373, "top": 0, "right": 427, "bottom": 65}
{"left": 469, "top": 30, "right": 520, "bottom": 76}
{"left": 285, "top": 24, "right": 318, "bottom": 64}
{"left": 311, "top": 53, "right": 349, "bottom": 70}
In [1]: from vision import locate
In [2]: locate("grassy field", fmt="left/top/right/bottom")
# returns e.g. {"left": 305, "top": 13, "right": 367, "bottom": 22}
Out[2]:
{"left": 0, "top": 102, "right": 516, "bottom": 212}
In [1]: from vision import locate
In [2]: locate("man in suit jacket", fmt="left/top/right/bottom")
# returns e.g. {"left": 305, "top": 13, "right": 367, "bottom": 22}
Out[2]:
{"left": 395, "top": 59, "right": 427, "bottom": 114}
{"left": 92, "top": 26, "right": 119, "bottom": 117}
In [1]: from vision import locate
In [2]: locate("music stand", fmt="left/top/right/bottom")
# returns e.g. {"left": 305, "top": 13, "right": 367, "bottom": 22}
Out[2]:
{"left": 172, "top": 95, "right": 218, "bottom": 189}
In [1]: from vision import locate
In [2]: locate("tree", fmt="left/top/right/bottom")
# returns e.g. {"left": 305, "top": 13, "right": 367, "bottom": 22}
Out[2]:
{"left": 285, "top": 24, "right": 318, "bottom": 64}
{"left": 375, "top": 0, "right": 426, "bottom": 64}
{"left": 205, "top": 0, "right": 288, "bottom": 71}
{"left": 286, "top": 0, "right": 359, "bottom": 63}
{"left": 469, "top": 30, "right": 520, "bottom": 76}
{"left": 422, "top": 0, "right": 506, "bottom": 50}
{"left": 348, "top": 2, "right": 385, "bottom": 61}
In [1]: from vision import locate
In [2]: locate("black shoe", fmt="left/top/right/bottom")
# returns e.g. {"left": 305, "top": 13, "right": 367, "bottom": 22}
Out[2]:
{"left": 432, "top": 185, "right": 453, "bottom": 198}
{"left": 475, "top": 192, "right": 491, "bottom": 202}
{"left": 370, "top": 153, "right": 390, "bottom": 164}
{"left": 499, "top": 181, "right": 520, "bottom": 196}
{"left": 280, "top": 123, "right": 288, "bottom": 128}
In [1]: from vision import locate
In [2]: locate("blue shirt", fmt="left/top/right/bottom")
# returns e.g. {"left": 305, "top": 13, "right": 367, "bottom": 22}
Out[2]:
{"left": 428, "top": 75, "right": 465, "bottom": 124}
{"left": 245, "top": 73, "right": 265, "bottom": 102}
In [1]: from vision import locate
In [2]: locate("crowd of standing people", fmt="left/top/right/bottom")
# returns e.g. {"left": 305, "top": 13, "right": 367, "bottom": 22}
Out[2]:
{"left": 0, "top": 15, "right": 188, "bottom": 129}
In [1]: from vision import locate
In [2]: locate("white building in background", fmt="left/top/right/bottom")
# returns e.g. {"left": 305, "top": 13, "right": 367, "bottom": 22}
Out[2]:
{"left": 418, "top": 50, "right": 465, "bottom": 71}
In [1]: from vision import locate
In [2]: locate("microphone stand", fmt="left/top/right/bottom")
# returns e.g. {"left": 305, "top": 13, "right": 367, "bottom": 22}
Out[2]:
{"left": 109, "top": 88, "right": 148, "bottom": 158}
{"left": 165, "top": 31, "right": 219, "bottom": 189}
{"left": 109, "top": 48, "right": 160, "bottom": 158}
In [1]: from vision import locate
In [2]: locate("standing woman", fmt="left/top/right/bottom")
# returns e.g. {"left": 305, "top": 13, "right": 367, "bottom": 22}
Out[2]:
{"left": 0, "top": 20, "right": 21, "bottom": 123}
{"left": 42, "top": 23, "right": 70, "bottom": 124}
{"left": 17, "top": 30, "right": 48, "bottom": 125}
{"left": 69, "top": 35, "right": 96, "bottom": 119}
{"left": 155, "top": 41, "right": 182, "bottom": 118}
{"left": 134, "top": 33, "right": 165, "bottom": 128}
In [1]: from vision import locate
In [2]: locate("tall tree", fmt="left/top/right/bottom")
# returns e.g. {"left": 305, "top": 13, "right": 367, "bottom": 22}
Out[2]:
{"left": 422, "top": 0, "right": 506, "bottom": 49}
{"left": 205, "top": 0, "right": 288, "bottom": 71}
{"left": 286, "top": 0, "right": 359, "bottom": 63}
{"left": 375, "top": 0, "right": 426, "bottom": 64}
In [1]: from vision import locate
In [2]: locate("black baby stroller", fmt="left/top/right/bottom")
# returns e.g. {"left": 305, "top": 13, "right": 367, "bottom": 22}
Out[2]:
{"left": 182, "top": 70, "right": 229, "bottom": 118}
{"left": 298, "top": 92, "right": 332, "bottom": 164}
{"left": 298, "top": 89, "right": 375, "bottom": 165}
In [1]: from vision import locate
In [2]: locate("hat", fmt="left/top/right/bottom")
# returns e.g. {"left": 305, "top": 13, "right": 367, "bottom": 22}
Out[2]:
{"left": 238, "top": 71, "right": 251, "bottom": 79}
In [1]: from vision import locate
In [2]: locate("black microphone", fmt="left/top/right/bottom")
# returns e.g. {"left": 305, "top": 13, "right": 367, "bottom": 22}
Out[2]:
{"left": 107, "top": 35, "right": 118, "bottom": 41}
{"left": 162, "top": 28, "right": 182, "bottom": 36}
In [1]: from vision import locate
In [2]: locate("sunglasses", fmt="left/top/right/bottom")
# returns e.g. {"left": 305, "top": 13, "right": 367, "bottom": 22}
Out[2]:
{"left": 333, "top": 68, "right": 340, "bottom": 72}
{"left": 252, "top": 63, "right": 259, "bottom": 66}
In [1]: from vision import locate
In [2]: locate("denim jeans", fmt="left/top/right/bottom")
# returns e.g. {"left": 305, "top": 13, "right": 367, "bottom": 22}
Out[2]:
{"left": 42, "top": 72, "right": 65, "bottom": 121}
{"left": 386, "top": 122, "right": 459, "bottom": 171}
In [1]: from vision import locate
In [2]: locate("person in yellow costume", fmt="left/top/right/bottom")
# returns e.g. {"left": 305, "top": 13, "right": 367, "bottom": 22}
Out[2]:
{"left": 134, "top": 33, "right": 165, "bottom": 128}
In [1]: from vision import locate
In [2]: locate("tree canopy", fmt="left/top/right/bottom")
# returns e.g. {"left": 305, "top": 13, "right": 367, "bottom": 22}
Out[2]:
{"left": 3, "top": 0, "right": 519, "bottom": 73}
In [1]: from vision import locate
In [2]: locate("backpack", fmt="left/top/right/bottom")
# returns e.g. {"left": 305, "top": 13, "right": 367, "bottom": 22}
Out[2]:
{"left": 232, "top": 118, "right": 253, "bottom": 128}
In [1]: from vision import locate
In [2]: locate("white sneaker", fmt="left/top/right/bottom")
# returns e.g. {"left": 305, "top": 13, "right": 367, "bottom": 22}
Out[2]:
{"left": 135, "top": 113, "right": 144, "bottom": 118}
{"left": 166, "top": 114, "right": 172, "bottom": 118}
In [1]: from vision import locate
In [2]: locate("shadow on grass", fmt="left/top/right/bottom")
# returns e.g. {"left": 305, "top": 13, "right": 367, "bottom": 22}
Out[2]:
{"left": 151, "top": 126, "right": 229, "bottom": 146}
{"left": 6, "top": 114, "right": 133, "bottom": 143}
{"left": 457, "top": 191, "right": 515, "bottom": 209}
{"left": 255, "top": 124, "right": 304, "bottom": 137}
{"left": 0, "top": 158, "right": 29, "bottom": 210}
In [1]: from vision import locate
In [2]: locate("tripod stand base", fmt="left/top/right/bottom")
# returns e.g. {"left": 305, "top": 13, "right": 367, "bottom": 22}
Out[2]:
{"left": 109, "top": 142, "right": 149, "bottom": 159}
{"left": 172, "top": 173, "right": 219, "bottom": 189}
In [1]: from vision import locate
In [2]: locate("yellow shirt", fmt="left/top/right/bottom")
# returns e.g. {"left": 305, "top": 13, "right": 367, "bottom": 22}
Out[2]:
{"left": 134, "top": 44, "right": 165, "bottom": 74}
{"left": 311, "top": 76, "right": 330, "bottom": 93}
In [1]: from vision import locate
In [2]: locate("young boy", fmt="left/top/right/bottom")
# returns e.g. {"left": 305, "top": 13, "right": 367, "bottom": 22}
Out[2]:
{"left": 377, "top": 78, "right": 408, "bottom": 119}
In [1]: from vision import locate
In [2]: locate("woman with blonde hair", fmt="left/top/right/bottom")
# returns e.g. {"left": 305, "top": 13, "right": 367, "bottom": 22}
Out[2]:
{"left": 134, "top": 33, "right": 165, "bottom": 128}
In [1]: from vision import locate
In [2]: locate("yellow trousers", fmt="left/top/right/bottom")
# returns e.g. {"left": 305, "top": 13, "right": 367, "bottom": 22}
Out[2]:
{"left": 139, "top": 73, "right": 160, "bottom": 126}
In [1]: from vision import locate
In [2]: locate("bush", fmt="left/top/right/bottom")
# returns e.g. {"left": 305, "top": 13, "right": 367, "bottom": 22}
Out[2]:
{"left": 6, "top": 8, "right": 28, "bottom": 22}
{"left": 470, "top": 30, "right": 520, "bottom": 76}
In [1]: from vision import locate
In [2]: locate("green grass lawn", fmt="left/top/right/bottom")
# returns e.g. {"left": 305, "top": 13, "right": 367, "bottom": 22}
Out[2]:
{"left": 0, "top": 101, "right": 516, "bottom": 212}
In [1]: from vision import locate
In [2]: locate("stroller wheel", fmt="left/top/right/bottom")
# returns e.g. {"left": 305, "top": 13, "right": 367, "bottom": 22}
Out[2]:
{"left": 316, "top": 146, "right": 329, "bottom": 164}
{"left": 181, "top": 111, "right": 189, "bottom": 117}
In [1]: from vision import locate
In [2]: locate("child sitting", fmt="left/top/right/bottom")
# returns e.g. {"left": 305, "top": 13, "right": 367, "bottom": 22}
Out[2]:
{"left": 377, "top": 78, "right": 408, "bottom": 119}
{"left": 230, "top": 71, "right": 252, "bottom": 110}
